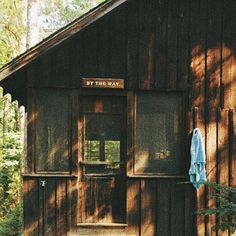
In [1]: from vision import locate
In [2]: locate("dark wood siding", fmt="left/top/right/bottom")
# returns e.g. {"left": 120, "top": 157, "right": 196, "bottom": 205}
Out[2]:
{"left": 23, "top": 177, "right": 77, "bottom": 236}
{"left": 22, "top": 0, "right": 236, "bottom": 235}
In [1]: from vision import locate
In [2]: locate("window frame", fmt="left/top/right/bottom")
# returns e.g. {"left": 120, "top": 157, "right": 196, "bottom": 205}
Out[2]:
{"left": 78, "top": 94, "right": 126, "bottom": 177}
{"left": 33, "top": 88, "right": 72, "bottom": 175}
{"left": 132, "top": 91, "right": 187, "bottom": 178}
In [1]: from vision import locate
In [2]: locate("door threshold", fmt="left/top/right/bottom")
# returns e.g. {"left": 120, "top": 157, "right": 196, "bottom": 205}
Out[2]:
{"left": 77, "top": 223, "right": 128, "bottom": 227}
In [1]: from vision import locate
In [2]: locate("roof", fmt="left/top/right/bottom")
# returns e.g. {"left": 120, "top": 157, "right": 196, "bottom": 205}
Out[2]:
{"left": 0, "top": 0, "right": 127, "bottom": 81}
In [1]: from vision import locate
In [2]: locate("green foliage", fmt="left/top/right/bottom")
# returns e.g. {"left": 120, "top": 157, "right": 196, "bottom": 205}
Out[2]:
{"left": 0, "top": 90, "right": 23, "bottom": 235}
{"left": 0, "top": 0, "right": 26, "bottom": 66}
{"left": 0, "top": 203, "right": 23, "bottom": 236}
{"left": 39, "top": 0, "right": 105, "bottom": 38}
{"left": 0, "top": 131, "right": 23, "bottom": 236}
{"left": 197, "top": 182, "right": 236, "bottom": 233}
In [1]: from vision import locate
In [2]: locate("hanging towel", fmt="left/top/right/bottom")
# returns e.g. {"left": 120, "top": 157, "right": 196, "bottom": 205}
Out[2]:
{"left": 189, "top": 128, "right": 207, "bottom": 189}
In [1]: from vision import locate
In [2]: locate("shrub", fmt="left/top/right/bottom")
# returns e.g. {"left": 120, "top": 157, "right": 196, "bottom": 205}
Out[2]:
{"left": 197, "top": 182, "right": 236, "bottom": 233}
{"left": 0, "top": 203, "right": 23, "bottom": 236}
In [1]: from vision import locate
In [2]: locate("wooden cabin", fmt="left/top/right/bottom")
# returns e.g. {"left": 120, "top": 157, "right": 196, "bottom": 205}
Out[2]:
{"left": 0, "top": 0, "right": 236, "bottom": 235}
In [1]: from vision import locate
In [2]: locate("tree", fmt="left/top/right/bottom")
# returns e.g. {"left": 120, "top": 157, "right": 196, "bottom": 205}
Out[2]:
{"left": 39, "top": 0, "right": 105, "bottom": 39}
{"left": 0, "top": 0, "right": 26, "bottom": 66}
{"left": 26, "top": 0, "right": 40, "bottom": 49}
{"left": 0, "top": 89, "right": 23, "bottom": 235}
{"left": 198, "top": 182, "right": 236, "bottom": 233}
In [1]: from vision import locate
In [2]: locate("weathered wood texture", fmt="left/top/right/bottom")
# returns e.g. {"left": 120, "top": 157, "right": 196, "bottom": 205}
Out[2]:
{"left": 20, "top": 0, "right": 236, "bottom": 235}
{"left": 78, "top": 177, "right": 125, "bottom": 224}
{"left": 23, "top": 177, "right": 77, "bottom": 236}
{"left": 21, "top": 0, "right": 235, "bottom": 99}
{"left": 126, "top": 178, "right": 195, "bottom": 236}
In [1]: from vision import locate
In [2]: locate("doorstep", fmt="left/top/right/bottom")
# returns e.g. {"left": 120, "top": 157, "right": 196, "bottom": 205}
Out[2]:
{"left": 75, "top": 222, "right": 132, "bottom": 236}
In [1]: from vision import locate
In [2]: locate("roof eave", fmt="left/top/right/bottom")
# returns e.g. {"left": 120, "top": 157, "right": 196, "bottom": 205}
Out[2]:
{"left": 0, "top": 0, "right": 127, "bottom": 81}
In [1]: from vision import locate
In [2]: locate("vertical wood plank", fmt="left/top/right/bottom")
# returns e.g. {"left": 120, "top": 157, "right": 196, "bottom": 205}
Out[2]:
{"left": 140, "top": 179, "right": 156, "bottom": 236}
{"left": 218, "top": 109, "right": 229, "bottom": 186}
{"left": 193, "top": 107, "right": 206, "bottom": 236}
{"left": 171, "top": 180, "right": 185, "bottom": 236}
{"left": 77, "top": 177, "right": 84, "bottom": 223}
{"left": 185, "top": 108, "right": 196, "bottom": 236}
{"left": 189, "top": 0, "right": 208, "bottom": 234}
{"left": 177, "top": 0, "right": 190, "bottom": 90}
{"left": 80, "top": 24, "right": 98, "bottom": 78}
{"left": 230, "top": 110, "right": 236, "bottom": 187}
{"left": 97, "top": 17, "right": 110, "bottom": 77}
{"left": 109, "top": 5, "right": 127, "bottom": 79}
{"left": 68, "top": 178, "right": 77, "bottom": 234}
{"left": 155, "top": 0, "right": 168, "bottom": 89}
{"left": 127, "top": 179, "right": 140, "bottom": 236}
{"left": 156, "top": 179, "right": 171, "bottom": 236}
{"left": 56, "top": 179, "right": 67, "bottom": 236}
{"left": 23, "top": 178, "right": 39, "bottom": 236}
{"left": 26, "top": 89, "right": 35, "bottom": 174}
{"left": 127, "top": 0, "right": 139, "bottom": 89}
{"left": 206, "top": 0, "right": 222, "bottom": 111}
{"left": 166, "top": 0, "right": 178, "bottom": 90}
{"left": 71, "top": 90, "right": 78, "bottom": 175}
{"left": 70, "top": 34, "right": 83, "bottom": 87}
{"left": 217, "top": 108, "right": 229, "bottom": 236}
{"left": 39, "top": 179, "right": 44, "bottom": 235}
{"left": 170, "top": 179, "right": 176, "bottom": 236}
{"left": 138, "top": 0, "right": 155, "bottom": 89}
{"left": 184, "top": 184, "right": 196, "bottom": 236}
{"left": 229, "top": 109, "right": 234, "bottom": 187}
{"left": 127, "top": 92, "right": 134, "bottom": 176}
{"left": 35, "top": 53, "right": 51, "bottom": 87}
{"left": 26, "top": 62, "right": 35, "bottom": 88}
{"left": 44, "top": 178, "right": 56, "bottom": 235}
{"left": 51, "top": 41, "right": 70, "bottom": 87}
{"left": 206, "top": 109, "right": 218, "bottom": 236}
{"left": 189, "top": 0, "right": 207, "bottom": 109}
{"left": 113, "top": 176, "right": 126, "bottom": 223}
{"left": 222, "top": 0, "right": 236, "bottom": 109}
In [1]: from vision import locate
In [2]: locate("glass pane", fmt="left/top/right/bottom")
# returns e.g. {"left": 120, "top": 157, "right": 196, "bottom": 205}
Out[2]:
{"left": 84, "top": 140, "right": 100, "bottom": 161}
{"left": 36, "top": 90, "right": 69, "bottom": 172}
{"left": 85, "top": 114, "right": 121, "bottom": 141}
{"left": 83, "top": 114, "right": 121, "bottom": 174}
{"left": 135, "top": 93, "right": 182, "bottom": 174}
{"left": 105, "top": 141, "right": 120, "bottom": 163}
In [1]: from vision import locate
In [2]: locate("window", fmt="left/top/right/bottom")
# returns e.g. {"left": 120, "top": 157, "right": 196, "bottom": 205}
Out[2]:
{"left": 135, "top": 92, "right": 184, "bottom": 175}
{"left": 35, "top": 89, "right": 70, "bottom": 172}
{"left": 80, "top": 96, "right": 124, "bottom": 175}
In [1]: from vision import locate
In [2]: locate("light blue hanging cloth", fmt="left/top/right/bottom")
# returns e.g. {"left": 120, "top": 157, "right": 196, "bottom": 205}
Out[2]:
{"left": 189, "top": 128, "right": 207, "bottom": 189}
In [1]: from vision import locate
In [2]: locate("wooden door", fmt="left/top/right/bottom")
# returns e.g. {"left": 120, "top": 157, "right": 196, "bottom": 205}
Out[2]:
{"left": 78, "top": 95, "right": 126, "bottom": 224}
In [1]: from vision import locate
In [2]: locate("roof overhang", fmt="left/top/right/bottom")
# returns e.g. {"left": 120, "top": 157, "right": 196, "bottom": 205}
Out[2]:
{"left": 0, "top": 0, "right": 127, "bottom": 81}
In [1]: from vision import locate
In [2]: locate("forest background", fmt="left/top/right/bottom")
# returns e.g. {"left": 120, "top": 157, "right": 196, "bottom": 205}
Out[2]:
{"left": 0, "top": 1, "right": 104, "bottom": 235}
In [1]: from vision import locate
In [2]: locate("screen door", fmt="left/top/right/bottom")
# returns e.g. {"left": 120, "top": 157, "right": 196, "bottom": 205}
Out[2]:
{"left": 78, "top": 95, "right": 126, "bottom": 224}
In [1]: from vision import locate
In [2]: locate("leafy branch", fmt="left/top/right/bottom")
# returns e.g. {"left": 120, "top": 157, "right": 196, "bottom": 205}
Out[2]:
{"left": 197, "top": 182, "right": 236, "bottom": 233}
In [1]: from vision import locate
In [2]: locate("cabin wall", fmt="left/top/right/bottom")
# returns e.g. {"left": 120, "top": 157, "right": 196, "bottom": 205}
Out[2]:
{"left": 23, "top": 0, "right": 236, "bottom": 235}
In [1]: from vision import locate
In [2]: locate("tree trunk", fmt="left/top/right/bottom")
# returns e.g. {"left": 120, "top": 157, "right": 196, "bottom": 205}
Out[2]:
{"left": 3, "top": 97, "right": 9, "bottom": 136}
{"left": 26, "top": 0, "right": 40, "bottom": 49}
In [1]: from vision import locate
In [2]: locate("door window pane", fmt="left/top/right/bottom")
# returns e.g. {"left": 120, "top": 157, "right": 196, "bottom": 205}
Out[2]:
{"left": 135, "top": 93, "right": 183, "bottom": 175}
{"left": 83, "top": 113, "right": 121, "bottom": 175}
{"left": 105, "top": 141, "right": 120, "bottom": 163}
{"left": 84, "top": 140, "right": 100, "bottom": 161}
